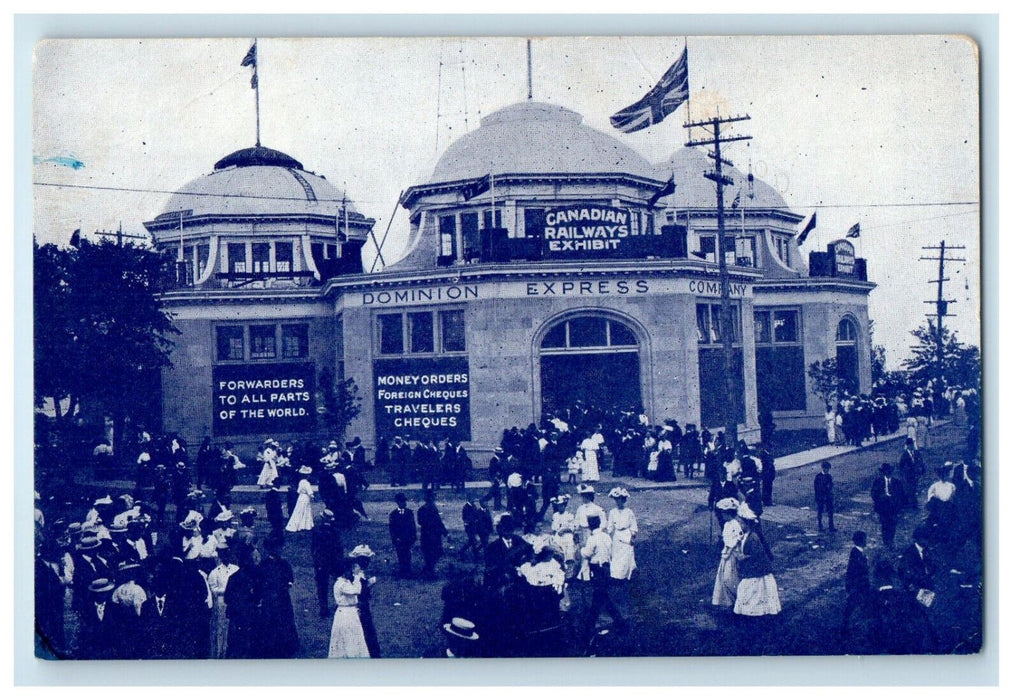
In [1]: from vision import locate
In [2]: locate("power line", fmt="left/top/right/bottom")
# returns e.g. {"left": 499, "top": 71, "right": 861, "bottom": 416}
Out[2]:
{"left": 33, "top": 180, "right": 980, "bottom": 210}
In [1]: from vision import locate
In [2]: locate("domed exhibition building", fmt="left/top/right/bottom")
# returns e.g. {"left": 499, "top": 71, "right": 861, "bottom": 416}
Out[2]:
{"left": 148, "top": 100, "right": 874, "bottom": 460}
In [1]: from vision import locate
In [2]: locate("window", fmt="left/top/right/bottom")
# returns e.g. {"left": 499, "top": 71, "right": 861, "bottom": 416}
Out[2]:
{"left": 836, "top": 316, "right": 860, "bottom": 394}
{"left": 482, "top": 209, "right": 502, "bottom": 230}
{"left": 408, "top": 312, "right": 434, "bottom": 354}
{"left": 379, "top": 314, "right": 404, "bottom": 355}
{"left": 275, "top": 241, "right": 293, "bottom": 273}
{"left": 216, "top": 326, "right": 245, "bottom": 361}
{"left": 754, "top": 307, "right": 806, "bottom": 411}
{"left": 376, "top": 309, "right": 468, "bottom": 356}
{"left": 250, "top": 325, "right": 277, "bottom": 359}
{"left": 540, "top": 317, "right": 639, "bottom": 353}
{"left": 699, "top": 235, "right": 717, "bottom": 263}
{"left": 441, "top": 310, "right": 466, "bottom": 353}
{"left": 461, "top": 212, "right": 481, "bottom": 260}
{"left": 196, "top": 244, "right": 209, "bottom": 278}
{"left": 228, "top": 243, "right": 247, "bottom": 274}
{"left": 735, "top": 236, "right": 757, "bottom": 267}
{"left": 252, "top": 243, "right": 271, "bottom": 273}
{"left": 282, "top": 324, "right": 308, "bottom": 359}
{"left": 837, "top": 317, "right": 858, "bottom": 342}
{"left": 439, "top": 215, "right": 456, "bottom": 258}
{"left": 696, "top": 303, "right": 742, "bottom": 345}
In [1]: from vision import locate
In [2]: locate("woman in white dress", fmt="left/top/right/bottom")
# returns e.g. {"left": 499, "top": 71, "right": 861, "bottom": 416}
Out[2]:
{"left": 328, "top": 560, "right": 370, "bottom": 658}
{"left": 824, "top": 405, "right": 837, "bottom": 445}
{"left": 733, "top": 502, "right": 781, "bottom": 617}
{"left": 285, "top": 466, "right": 315, "bottom": 532}
{"left": 579, "top": 434, "right": 601, "bottom": 482}
{"left": 549, "top": 495, "right": 577, "bottom": 573}
{"left": 916, "top": 415, "right": 930, "bottom": 449}
{"left": 206, "top": 550, "right": 238, "bottom": 658}
{"left": 606, "top": 487, "right": 638, "bottom": 580}
{"left": 573, "top": 484, "right": 605, "bottom": 579}
{"left": 256, "top": 439, "right": 280, "bottom": 487}
{"left": 711, "top": 498, "right": 743, "bottom": 607}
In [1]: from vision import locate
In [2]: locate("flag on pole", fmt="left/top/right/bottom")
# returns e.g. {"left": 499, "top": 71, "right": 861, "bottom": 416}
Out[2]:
{"left": 795, "top": 211, "right": 817, "bottom": 245}
{"left": 610, "top": 48, "right": 689, "bottom": 133}
{"left": 846, "top": 222, "right": 861, "bottom": 238}
{"left": 241, "top": 41, "right": 258, "bottom": 90}
{"left": 460, "top": 174, "right": 491, "bottom": 201}
{"left": 647, "top": 175, "right": 676, "bottom": 207}
{"left": 731, "top": 191, "right": 742, "bottom": 209}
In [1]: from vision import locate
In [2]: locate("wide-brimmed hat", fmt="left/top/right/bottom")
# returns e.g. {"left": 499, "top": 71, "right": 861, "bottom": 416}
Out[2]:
{"left": 609, "top": 487, "right": 629, "bottom": 499}
{"left": 443, "top": 617, "right": 480, "bottom": 641}
{"left": 328, "top": 440, "right": 338, "bottom": 449}
{"left": 552, "top": 495, "right": 571, "bottom": 506}
{"left": 737, "top": 502, "right": 758, "bottom": 521}
{"left": 577, "top": 484, "right": 596, "bottom": 495}
{"left": 298, "top": 465, "right": 314, "bottom": 475}
{"left": 349, "top": 544, "right": 375, "bottom": 559}
{"left": 117, "top": 561, "right": 141, "bottom": 574}
{"left": 507, "top": 473, "right": 523, "bottom": 488}
{"left": 715, "top": 497, "right": 740, "bottom": 511}
{"left": 214, "top": 508, "right": 234, "bottom": 523}
{"left": 77, "top": 535, "right": 101, "bottom": 550}
{"left": 89, "top": 578, "right": 115, "bottom": 594}
{"left": 93, "top": 495, "right": 113, "bottom": 506}
{"left": 179, "top": 511, "right": 203, "bottom": 530}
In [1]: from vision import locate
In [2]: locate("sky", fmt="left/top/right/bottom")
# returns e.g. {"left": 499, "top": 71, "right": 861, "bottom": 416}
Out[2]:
{"left": 31, "top": 35, "right": 981, "bottom": 368}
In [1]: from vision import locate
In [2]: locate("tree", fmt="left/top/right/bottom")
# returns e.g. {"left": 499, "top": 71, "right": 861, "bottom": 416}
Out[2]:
{"left": 904, "top": 320, "right": 981, "bottom": 391}
{"left": 808, "top": 357, "right": 847, "bottom": 408}
{"left": 869, "top": 320, "right": 887, "bottom": 384}
{"left": 34, "top": 238, "right": 179, "bottom": 451}
{"left": 318, "top": 368, "right": 363, "bottom": 440}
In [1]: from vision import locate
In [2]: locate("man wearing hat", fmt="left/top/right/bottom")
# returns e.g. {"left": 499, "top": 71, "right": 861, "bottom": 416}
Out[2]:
{"left": 574, "top": 484, "right": 606, "bottom": 554}
{"left": 481, "top": 448, "right": 506, "bottom": 510}
{"left": 417, "top": 489, "right": 448, "bottom": 579}
{"left": 871, "top": 463, "right": 906, "bottom": 547}
{"left": 77, "top": 577, "right": 117, "bottom": 658}
{"left": 442, "top": 617, "right": 480, "bottom": 658}
{"left": 483, "top": 514, "right": 529, "bottom": 588}
{"left": 263, "top": 479, "right": 286, "bottom": 539}
{"left": 898, "top": 437, "right": 925, "bottom": 509}
{"left": 108, "top": 561, "right": 148, "bottom": 658}
{"left": 312, "top": 508, "right": 344, "bottom": 617}
{"left": 579, "top": 513, "right": 624, "bottom": 633}
{"left": 388, "top": 493, "right": 417, "bottom": 579}
{"left": 814, "top": 461, "right": 836, "bottom": 533}
{"left": 350, "top": 544, "right": 381, "bottom": 658}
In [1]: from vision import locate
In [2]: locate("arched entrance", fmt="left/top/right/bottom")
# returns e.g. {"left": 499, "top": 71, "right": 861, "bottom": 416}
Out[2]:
{"left": 537, "top": 314, "right": 643, "bottom": 416}
{"left": 836, "top": 316, "right": 861, "bottom": 394}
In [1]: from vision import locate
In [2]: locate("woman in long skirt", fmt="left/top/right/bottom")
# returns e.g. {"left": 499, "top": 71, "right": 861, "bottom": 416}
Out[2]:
{"left": 606, "top": 488, "right": 637, "bottom": 580}
{"left": 328, "top": 560, "right": 370, "bottom": 658}
{"left": 733, "top": 503, "right": 781, "bottom": 617}
{"left": 711, "top": 499, "right": 743, "bottom": 607}
{"left": 579, "top": 434, "right": 600, "bottom": 482}
{"left": 824, "top": 406, "right": 837, "bottom": 445}
{"left": 285, "top": 467, "right": 315, "bottom": 532}
{"left": 206, "top": 550, "right": 238, "bottom": 658}
{"left": 256, "top": 440, "right": 280, "bottom": 487}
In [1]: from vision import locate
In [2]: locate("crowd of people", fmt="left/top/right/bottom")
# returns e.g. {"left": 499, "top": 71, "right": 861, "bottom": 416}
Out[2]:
{"left": 34, "top": 385, "right": 980, "bottom": 659}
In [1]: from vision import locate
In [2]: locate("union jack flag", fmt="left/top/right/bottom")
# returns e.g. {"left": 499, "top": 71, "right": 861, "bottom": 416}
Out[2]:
{"left": 611, "top": 48, "right": 689, "bottom": 133}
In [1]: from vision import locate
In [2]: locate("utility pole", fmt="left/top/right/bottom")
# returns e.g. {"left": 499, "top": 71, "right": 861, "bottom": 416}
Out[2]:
{"left": 685, "top": 113, "right": 751, "bottom": 450}
{"left": 921, "top": 239, "right": 966, "bottom": 412}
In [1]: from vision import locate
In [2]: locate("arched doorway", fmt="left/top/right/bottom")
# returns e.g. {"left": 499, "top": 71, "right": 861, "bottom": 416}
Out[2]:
{"left": 836, "top": 316, "right": 860, "bottom": 394}
{"left": 538, "top": 314, "right": 643, "bottom": 416}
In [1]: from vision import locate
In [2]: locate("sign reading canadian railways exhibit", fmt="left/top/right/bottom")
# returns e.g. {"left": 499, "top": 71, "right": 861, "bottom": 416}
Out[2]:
{"left": 373, "top": 356, "right": 471, "bottom": 442}
{"left": 528, "top": 205, "right": 645, "bottom": 258}
{"left": 212, "top": 362, "right": 316, "bottom": 436}
{"left": 831, "top": 239, "right": 857, "bottom": 276}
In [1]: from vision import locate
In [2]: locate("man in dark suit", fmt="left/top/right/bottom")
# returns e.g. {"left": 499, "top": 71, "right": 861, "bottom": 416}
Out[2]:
{"left": 871, "top": 463, "right": 905, "bottom": 547}
{"left": 870, "top": 557, "right": 938, "bottom": 654}
{"left": 388, "top": 493, "right": 417, "bottom": 578}
{"left": 311, "top": 508, "right": 343, "bottom": 617}
{"left": 814, "top": 461, "right": 836, "bottom": 532}
{"left": 483, "top": 514, "right": 529, "bottom": 588}
{"left": 841, "top": 530, "right": 871, "bottom": 635}
{"left": 898, "top": 438, "right": 925, "bottom": 509}
{"left": 417, "top": 488, "right": 448, "bottom": 578}
{"left": 898, "top": 525, "right": 935, "bottom": 597}
{"left": 759, "top": 445, "right": 777, "bottom": 507}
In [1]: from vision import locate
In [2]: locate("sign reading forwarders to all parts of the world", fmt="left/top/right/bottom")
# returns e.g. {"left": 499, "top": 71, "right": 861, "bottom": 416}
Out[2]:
{"left": 373, "top": 356, "right": 471, "bottom": 442}
{"left": 528, "top": 205, "right": 648, "bottom": 259}
{"left": 213, "top": 362, "right": 316, "bottom": 436}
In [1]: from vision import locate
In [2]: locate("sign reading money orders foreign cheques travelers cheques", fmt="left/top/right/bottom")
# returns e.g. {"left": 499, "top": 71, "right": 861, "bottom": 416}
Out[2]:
{"left": 212, "top": 362, "right": 316, "bottom": 436}
{"left": 373, "top": 356, "right": 471, "bottom": 442}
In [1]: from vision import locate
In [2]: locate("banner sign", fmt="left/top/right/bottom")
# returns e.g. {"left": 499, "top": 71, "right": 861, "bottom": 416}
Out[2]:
{"left": 829, "top": 239, "right": 857, "bottom": 276}
{"left": 527, "top": 205, "right": 651, "bottom": 259}
{"left": 213, "top": 362, "right": 316, "bottom": 436}
{"left": 373, "top": 356, "right": 471, "bottom": 442}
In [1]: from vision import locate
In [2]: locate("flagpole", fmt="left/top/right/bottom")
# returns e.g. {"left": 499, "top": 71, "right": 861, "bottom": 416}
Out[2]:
{"left": 254, "top": 38, "right": 261, "bottom": 147}
{"left": 684, "top": 36, "right": 691, "bottom": 147}
{"left": 526, "top": 39, "right": 533, "bottom": 101}
{"left": 178, "top": 211, "right": 184, "bottom": 262}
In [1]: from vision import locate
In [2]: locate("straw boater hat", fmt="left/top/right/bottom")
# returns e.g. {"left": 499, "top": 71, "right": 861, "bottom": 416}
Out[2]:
{"left": 609, "top": 487, "right": 629, "bottom": 499}
{"left": 88, "top": 578, "right": 115, "bottom": 594}
{"left": 715, "top": 497, "right": 741, "bottom": 511}
{"left": 443, "top": 617, "right": 480, "bottom": 641}
{"left": 117, "top": 561, "right": 141, "bottom": 575}
{"left": 77, "top": 535, "right": 101, "bottom": 550}
{"left": 93, "top": 495, "right": 113, "bottom": 506}
{"left": 736, "top": 502, "right": 758, "bottom": 521}
{"left": 349, "top": 544, "right": 375, "bottom": 559}
{"left": 298, "top": 465, "right": 314, "bottom": 475}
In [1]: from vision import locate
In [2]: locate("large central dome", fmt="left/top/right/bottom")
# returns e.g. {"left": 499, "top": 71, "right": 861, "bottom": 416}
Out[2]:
{"left": 429, "top": 101, "right": 658, "bottom": 183}
{"left": 158, "top": 146, "right": 354, "bottom": 219}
